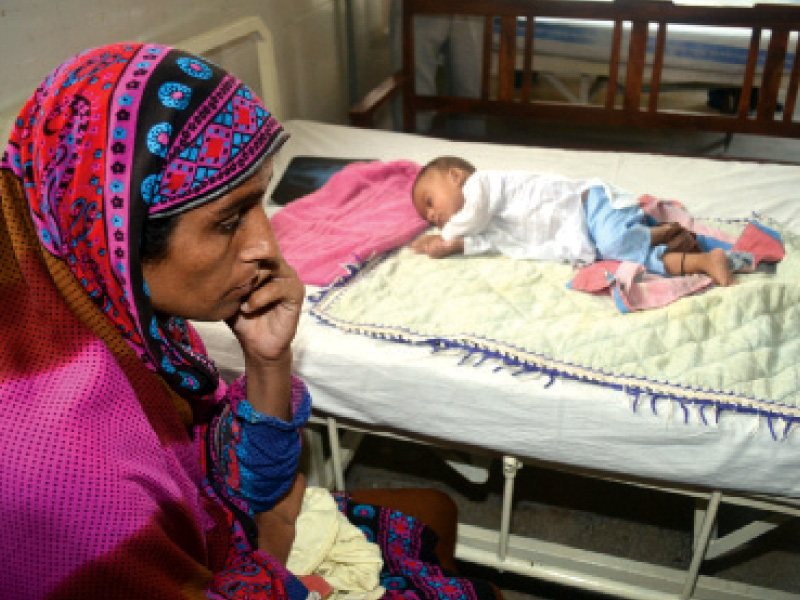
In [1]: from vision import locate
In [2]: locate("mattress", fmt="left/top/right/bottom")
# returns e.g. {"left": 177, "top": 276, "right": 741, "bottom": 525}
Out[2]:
{"left": 506, "top": 17, "right": 797, "bottom": 87}
{"left": 193, "top": 119, "right": 800, "bottom": 499}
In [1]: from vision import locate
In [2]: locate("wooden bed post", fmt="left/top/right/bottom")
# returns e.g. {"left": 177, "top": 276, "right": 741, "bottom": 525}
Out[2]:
{"left": 648, "top": 22, "right": 667, "bottom": 114}
{"left": 758, "top": 28, "right": 791, "bottom": 121}
{"left": 783, "top": 34, "right": 800, "bottom": 123}
{"left": 498, "top": 16, "right": 518, "bottom": 102}
{"left": 481, "top": 14, "right": 493, "bottom": 102}
{"left": 521, "top": 16, "right": 535, "bottom": 104}
{"left": 606, "top": 20, "right": 623, "bottom": 110}
{"left": 739, "top": 29, "right": 762, "bottom": 121}
{"left": 624, "top": 20, "right": 649, "bottom": 112}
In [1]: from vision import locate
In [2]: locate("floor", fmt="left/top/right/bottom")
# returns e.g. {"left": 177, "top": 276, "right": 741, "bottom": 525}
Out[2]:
{"left": 334, "top": 81, "right": 800, "bottom": 600}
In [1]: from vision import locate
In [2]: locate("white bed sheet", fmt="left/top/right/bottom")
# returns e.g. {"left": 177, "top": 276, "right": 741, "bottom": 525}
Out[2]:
{"left": 193, "top": 120, "right": 800, "bottom": 499}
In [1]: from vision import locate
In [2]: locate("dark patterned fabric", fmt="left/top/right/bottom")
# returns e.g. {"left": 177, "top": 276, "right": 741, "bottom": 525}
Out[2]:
{"left": 210, "top": 378, "right": 312, "bottom": 515}
{"left": 336, "top": 496, "right": 496, "bottom": 600}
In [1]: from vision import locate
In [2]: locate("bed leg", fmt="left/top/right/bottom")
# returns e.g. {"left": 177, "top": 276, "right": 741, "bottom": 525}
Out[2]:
{"left": 499, "top": 456, "right": 523, "bottom": 562}
{"left": 327, "top": 416, "right": 346, "bottom": 492}
{"left": 304, "top": 426, "right": 334, "bottom": 489}
{"left": 693, "top": 497, "right": 718, "bottom": 551}
{"left": 681, "top": 491, "right": 722, "bottom": 600}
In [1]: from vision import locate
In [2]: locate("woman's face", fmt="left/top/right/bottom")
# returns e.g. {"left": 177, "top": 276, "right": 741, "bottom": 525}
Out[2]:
{"left": 143, "top": 157, "right": 279, "bottom": 322}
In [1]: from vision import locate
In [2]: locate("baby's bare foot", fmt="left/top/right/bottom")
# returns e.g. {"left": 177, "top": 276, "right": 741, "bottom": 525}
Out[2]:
{"left": 705, "top": 248, "right": 735, "bottom": 286}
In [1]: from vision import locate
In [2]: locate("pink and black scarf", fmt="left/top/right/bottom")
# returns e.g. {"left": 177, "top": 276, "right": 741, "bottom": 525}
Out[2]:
{"left": 0, "top": 43, "right": 296, "bottom": 600}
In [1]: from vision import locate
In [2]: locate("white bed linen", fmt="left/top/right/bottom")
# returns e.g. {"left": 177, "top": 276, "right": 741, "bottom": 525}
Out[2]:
{"left": 193, "top": 120, "right": 800, "bottom": 499}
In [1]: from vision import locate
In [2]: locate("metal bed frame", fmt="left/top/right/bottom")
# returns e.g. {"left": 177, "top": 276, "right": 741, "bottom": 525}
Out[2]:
{"left": 343, "top": 5, "right": 800, "bottom": 593}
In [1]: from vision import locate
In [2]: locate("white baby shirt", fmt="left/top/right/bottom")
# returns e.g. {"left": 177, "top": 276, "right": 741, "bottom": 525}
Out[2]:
{"left": 440, "top": 170, "right": 635, "bottom": 264}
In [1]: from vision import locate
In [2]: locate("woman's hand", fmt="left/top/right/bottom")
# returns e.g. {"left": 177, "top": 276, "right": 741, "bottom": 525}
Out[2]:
{"left": 228, "top": 256, "right": 305, "bottom": 364}
{"left": 256, "top": 472, "right": 307, "bottom": 565}
{"left": 227, "top": 254, "right": 304, "bottom": 420}
{"left": 411, "top": 234, "right": 465, "bottom": 258}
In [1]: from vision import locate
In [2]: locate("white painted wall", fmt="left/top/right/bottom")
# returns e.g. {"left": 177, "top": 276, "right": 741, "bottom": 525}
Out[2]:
{"left": 0, "top": 0, "right": 391, "bottom": 129}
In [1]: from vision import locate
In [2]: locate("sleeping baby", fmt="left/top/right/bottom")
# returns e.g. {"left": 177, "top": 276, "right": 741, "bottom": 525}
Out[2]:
{"left": 410, "top": 155, "right": 734, "bottom": 286}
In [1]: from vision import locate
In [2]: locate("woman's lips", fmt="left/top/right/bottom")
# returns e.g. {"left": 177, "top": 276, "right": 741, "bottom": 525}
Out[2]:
{"left": 233, "top": 273, "right": 260, "bottom": 299}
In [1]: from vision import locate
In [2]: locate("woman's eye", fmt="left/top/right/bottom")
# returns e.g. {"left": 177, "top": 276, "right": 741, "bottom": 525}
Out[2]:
{"left": 219, "top": 215, "right": 241, "bottom": 232}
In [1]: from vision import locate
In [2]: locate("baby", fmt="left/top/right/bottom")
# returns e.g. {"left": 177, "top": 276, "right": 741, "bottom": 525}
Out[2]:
{"left": 410, "top": 156, "right": 734, "bottom": 286}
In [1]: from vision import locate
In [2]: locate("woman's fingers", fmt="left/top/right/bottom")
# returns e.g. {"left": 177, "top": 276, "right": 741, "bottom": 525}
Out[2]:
{"left": 228, "top": 258, "right": 304, "bottom": 361}
{"left": 241, "top": 260, "right": 303, "bottom": 314}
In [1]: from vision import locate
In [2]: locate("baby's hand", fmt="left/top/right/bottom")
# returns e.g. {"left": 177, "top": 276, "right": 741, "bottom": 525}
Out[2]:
{"left": 411, "top": 234, "right": 463, "bottom": 258}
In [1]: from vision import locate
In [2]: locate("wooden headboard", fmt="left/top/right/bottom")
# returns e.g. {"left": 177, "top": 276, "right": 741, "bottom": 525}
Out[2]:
{"left": 351, "top": 0, "right": 800, "bottom": 143}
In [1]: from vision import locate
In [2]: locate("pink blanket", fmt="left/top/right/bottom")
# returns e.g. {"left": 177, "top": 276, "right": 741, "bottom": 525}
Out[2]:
{"left": 271, "top": 160, "right": 427, "bottom": 286}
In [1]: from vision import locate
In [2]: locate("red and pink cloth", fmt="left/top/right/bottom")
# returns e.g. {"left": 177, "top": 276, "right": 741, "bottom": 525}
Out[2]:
{"left": 568, "top": 195, "right": 785, "bottom": 313}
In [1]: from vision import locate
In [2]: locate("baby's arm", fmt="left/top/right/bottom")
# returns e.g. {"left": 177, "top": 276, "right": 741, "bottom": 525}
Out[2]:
{"left": 411, "top": 234, "right": 465, "bottom": 258}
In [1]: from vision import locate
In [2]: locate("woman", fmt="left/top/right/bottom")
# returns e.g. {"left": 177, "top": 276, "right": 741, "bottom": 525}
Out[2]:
{"left": 0, "top": 44, "right": 499, "bottom": 600}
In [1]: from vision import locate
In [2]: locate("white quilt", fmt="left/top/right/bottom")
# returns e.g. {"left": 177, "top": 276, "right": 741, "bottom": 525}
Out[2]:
{"left": 311, "top": 218, "right": 800, "bottom": 438}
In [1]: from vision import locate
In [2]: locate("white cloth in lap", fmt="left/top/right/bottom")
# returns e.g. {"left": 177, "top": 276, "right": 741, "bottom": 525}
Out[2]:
{"left": 287, "top": 488, "right": 385, "bottom": 600}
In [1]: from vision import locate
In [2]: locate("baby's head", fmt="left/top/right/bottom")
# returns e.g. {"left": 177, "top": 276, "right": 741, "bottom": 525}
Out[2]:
{"left": 411, "top": 156, "right": 476, "bottom": 228}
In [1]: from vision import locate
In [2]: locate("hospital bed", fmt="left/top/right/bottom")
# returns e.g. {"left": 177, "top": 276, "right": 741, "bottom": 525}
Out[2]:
{"left": 179, "top": 6, "right": 800, "bottom": 600}
{"left": 506, "top": 16, "right": 797, "bottom": 105}
{"left": 352, "top": 0, "right": 800, "bottom": 143}
{"left": 197, "top": 119, "right": 800, "bottom": 600}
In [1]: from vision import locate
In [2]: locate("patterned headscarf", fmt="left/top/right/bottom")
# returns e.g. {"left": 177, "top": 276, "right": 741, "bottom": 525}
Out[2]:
{"left": 0, "top": 44, "right": 308, "bottom": 600}
{"left": 1, "top": 42, "right": 287, "bottom": 399}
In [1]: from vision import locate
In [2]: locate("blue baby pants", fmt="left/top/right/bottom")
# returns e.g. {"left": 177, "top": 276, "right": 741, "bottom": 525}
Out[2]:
{"left": 584, "top": 186, "right": 667, "bottom": 275}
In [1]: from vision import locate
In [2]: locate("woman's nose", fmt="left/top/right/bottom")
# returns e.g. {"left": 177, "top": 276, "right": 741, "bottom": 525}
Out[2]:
{"left": 241, "top": 207, "right": 280, "bottom": 262}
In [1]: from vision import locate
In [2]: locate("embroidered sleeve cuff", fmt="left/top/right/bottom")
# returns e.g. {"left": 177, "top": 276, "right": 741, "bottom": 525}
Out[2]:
{"left": 232, "top": 380, "right": 312, "bottom": 429}
{"left": 215, "top": 377, "right": 312, "bottom": 513}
